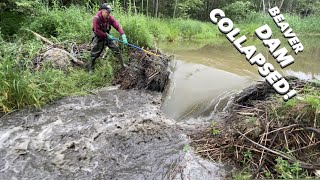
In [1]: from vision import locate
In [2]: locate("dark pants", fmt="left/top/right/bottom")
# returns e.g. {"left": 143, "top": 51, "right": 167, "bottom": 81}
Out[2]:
{"left": 88, "top": 35, "right": 124, "bottom": 70}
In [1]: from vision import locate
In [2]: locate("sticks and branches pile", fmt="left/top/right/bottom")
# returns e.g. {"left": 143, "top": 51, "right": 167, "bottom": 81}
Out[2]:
{"left": 29, "top": 30, "right": 172, "bottom": 92}
{"left": 30, "top": 30, "right": 87, "bottom": 70}
{"left": 190, "top": 78, "right": 320, "bottom": 178}
{"left": 114, "top": 50, "right": 173, "bottom": 92}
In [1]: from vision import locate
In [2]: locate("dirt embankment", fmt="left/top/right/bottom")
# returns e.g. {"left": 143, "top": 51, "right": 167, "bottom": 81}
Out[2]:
{"left": 190, "top": 78, "right": 320, "bottom": 179}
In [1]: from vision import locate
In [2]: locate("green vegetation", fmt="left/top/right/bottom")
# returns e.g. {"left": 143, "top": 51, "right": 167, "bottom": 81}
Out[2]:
{"left": 0, "top": 2, "right": 219, "bottom": 113}
{"left": 0, "top": 40, "right": 116, "bottom": 113}
{"left": 210, "top": 121, "right": 221, "bottom": 135}
{"left": 1, "top": 1, "right": 320, "bottom": 179}
{"left": 1, "top": 0, "right": 320, "bottom": 114}
{"left": 233, "top": 171, "right": 251, "bottom": 180}
{"left": 233, "top": 157, "right": 307, "bottom": 180}
{"left": 275, "top": 157, "right": 306, "bottom": 179}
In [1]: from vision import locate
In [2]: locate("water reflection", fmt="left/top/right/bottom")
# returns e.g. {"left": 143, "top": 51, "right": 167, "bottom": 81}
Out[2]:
{"left": 160, "top": 38, "right": 320, "bottom": 120}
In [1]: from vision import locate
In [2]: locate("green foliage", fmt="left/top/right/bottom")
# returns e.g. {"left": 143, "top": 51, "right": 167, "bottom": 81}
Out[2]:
{"left": 177, "top": 0, "right": 204, "bottom": 19}
{"left": 183, "top": 144, "right": 190, "bottom": 152}
{"left": 0, "top": 39, "right": 115, "bottom": 113}
{"left": 233, "top": 171, "right": 251, "bottom": 180}
{"left": 0, "top": 29, "right": 3, "bottom": 42}
{"left": 0, "top": 56, "right": 41, "bottom": 112}
{"left": 239, "top": 12, "right": 320, "bottom": 37}
{"left": 272, "top": 85, "right": 320, "bottom": 126}
{"left": 275, "top": 157, "right": 306, "bottom": 179}
{"left": 25, "top": 5, "right": 92, "bottom": 42}
{"left": 0, "top": 11, "right": 27, "bottom": 39}
{"left": 1, "top": 0, "right": 39, "bottom": 13}
{"left": 1, "top": 1, "right": 320, "bottom": 114}
{"left": 117, "top": 14, "right": 155, "bottom": 48}
{"left": 0, "top": 1, "right": 223, "bottom": 113}
{"left": 241, "top": 150, "right": 252, "bottom": 165}
{"left": 287, "top": 15, "right": 320, "bottom": 33}
{"left": 223, "top": 1, "right": 255, "bottom": 22}
{"left": 146, "top": 18, "right": 167, "bottom": 40}
{"left": 210, "top": 121, "right": 220, "bottom": 135}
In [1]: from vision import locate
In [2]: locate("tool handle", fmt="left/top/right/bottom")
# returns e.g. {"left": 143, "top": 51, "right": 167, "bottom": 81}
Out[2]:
{"left": 113, "top": 37, "right": 160, "bottom": 57}
{"left": 113, "top": 38, "right": 142, "bottom": 51}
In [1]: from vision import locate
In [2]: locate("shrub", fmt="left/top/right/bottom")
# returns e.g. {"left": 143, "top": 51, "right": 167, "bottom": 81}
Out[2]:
{"left": 118, "top": 14, "right": 154, "bottom": 48}
{"left": 25, "top": 5, "right": 92, "bottom": 42}
{"left": 223, "top": 1, "right": 255, "bottom": 22}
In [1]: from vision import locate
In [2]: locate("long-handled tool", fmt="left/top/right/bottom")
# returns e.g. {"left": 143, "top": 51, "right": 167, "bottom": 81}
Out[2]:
{"left": 112, "top": 38, "right": 160, "bottom": 57}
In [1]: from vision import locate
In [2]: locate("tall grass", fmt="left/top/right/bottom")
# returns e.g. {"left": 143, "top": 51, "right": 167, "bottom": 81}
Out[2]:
{"left": 238, "top": 12, "right": 320, "bottom": 36}
{"left": 1, "top": 2, "right": 319, "bottom": 113}
{"left": 17, "top": 4, "right": 219, "bottom": 45}
{"left": 0, "top": 39, "right": 116, "bottom": 113}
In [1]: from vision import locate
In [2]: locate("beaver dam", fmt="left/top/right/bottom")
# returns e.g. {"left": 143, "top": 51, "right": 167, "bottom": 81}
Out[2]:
{"left": 1, "top": 36, "right": 319, "bottom": 179}
{"left": 191, "top": 78, "right": 320, "bottom": 179}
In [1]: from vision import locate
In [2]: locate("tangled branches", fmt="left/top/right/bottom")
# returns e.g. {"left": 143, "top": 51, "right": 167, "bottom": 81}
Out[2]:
{"left": 191, "top": 78, "right": 320, "bottom": 179}
{"left": 114, "top": 50, "right": 172, "bottom": 92}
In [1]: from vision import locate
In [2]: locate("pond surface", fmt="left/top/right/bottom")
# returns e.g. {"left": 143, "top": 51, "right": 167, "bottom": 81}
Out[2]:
{"left": 160, "top": 37, "right": 320, "bottom": 120}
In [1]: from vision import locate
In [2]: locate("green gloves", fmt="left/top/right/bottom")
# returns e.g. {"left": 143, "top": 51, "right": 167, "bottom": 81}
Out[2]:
{"left": 121, "top": 34, "right": 128, "bottom": 44}
{"left": 107, "top": 34, "right": 128, "bottom": 45}
{"left": 107, "top": 34, "right": 116, "bottom": 40}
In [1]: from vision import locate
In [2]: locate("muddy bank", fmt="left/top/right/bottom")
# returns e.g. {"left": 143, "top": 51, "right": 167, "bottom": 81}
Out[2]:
{"left": 0, "top": 87, "right": 226, "bottom": 179}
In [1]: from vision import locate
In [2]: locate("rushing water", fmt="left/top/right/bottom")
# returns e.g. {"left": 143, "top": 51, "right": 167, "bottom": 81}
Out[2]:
{"left": 0, "top": 88, "right": 226, "bottom": 179}
{"left": 160, "top": 37, "right": 320, "bottom": 120}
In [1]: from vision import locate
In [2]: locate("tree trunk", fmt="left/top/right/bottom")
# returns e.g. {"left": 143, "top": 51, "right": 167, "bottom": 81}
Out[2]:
{"left": 142, "top": 0, "right": 144, "bottom": 14}
{"left": 279, "top": 0, "right": 285, "bottom": 10}
{"left": 128, "top": 0, "right": 132, "bottom": 15}
{"left": 262, "top": 0, "right": 265, "bottom": 13}
{"left": 153, "top": 0, "right": 155, "bottom": 17}
{"left": 155, "top": 0, "right": 159, "bottom": 18}
{"left": 146, "top": 0, "right": 149, "bottom": 16}
{"left": 173, "top": 0, "right": 178, "bottom": 18}
{"left": 133, "top": 0, "right": 137, "bottom": 15}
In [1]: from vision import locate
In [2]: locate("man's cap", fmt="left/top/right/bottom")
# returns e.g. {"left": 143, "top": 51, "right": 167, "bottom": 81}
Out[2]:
{"left": 100, "top": 3, "right": 112, "bottom": 13}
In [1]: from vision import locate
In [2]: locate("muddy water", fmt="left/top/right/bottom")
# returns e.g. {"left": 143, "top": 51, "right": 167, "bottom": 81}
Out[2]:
{"left": 160, "top": 37, "right": 320, "bottom": 120}
{"left": 0, "top": 87, "right": 226, "bottom": 179}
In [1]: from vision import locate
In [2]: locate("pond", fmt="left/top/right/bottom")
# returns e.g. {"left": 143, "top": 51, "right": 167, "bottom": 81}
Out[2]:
{"left": 160, "top": 36, "right": 320, "bottom": 120}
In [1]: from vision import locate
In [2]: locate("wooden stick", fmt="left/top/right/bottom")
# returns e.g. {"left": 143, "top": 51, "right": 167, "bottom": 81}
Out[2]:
{"left": 235, "top": 129, "right": 320, "bottom": 169}
{"left": 28, "top": 30, "right": 85, "bottom": 66}
{"left": 26, "top": 29, "right": 54, "bottom": 45}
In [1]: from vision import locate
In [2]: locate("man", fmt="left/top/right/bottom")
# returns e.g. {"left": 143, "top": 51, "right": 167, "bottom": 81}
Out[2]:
{"left": 86, "top": 3, "right": 128, "bottom": 71}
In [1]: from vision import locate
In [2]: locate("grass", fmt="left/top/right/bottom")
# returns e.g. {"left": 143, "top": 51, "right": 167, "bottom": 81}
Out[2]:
{"left": 232, "top": 156, "right": 307, "bottom": 179}
{"left": 272, "top": 82, "right": 320, "bottom": 126}
{"left": 1, "top": 3, "right": 320, "bottom": 113}
{"left": 0, "top": 3, "right": 221, "bottom": 113}
{"left": 0, "top": 38, "right": 117, "bottom": 113}
{"left": 237, "top": 12, "right": 320, "bottom": 37}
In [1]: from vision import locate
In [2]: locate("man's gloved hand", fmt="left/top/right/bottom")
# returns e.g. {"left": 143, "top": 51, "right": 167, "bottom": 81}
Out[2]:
{"left": 121, "top": 34, "right": 128, "bottom": 45}
{"left": 107, "top": 34, "right": 116, "bottom": 40}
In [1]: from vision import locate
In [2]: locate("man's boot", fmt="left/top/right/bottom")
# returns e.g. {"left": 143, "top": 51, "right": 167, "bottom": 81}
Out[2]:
{"left": 85, "top": 57, "right": 96, "bottom": 72}
{"left": 116, "top": 53, "right": 126, "bottom": 68}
